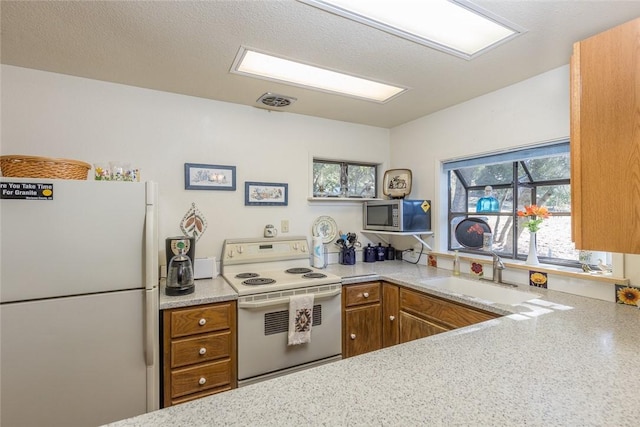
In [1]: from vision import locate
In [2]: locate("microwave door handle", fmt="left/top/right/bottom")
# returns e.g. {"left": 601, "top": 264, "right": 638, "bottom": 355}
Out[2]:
{"left": 237, "top": 287, "right": 341, "bottom": 309}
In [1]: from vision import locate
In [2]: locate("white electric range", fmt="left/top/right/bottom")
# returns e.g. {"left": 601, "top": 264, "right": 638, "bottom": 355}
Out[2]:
{"left": 221, "top": 236, "right": 343, "bottom": 387}
{"left": 221, "top": 236, "right": 342, "bottom": 295}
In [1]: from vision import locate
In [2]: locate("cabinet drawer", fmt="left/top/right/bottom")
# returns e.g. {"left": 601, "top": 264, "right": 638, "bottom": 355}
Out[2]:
{"left": 171, "top": 387, "right": 231, "bottom": 406}
{"left": 171, "top": 359, "right": 231, "bottom": 399}
{"left": 400, "top": 288, "right": 497, "bottom": 329}
{"left": 344, "top": 282, "right": 381, "bottom": 307}
{"left": 170, "top": 303, "right": 232, "bottom": 338}
{"left": 171, "top": 331, "right": 231, "bottom": 368}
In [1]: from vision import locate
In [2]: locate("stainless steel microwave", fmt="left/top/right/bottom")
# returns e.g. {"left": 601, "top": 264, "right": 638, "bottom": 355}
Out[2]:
{"left": 363, "top": 199, "right": 431, "bottom": 232}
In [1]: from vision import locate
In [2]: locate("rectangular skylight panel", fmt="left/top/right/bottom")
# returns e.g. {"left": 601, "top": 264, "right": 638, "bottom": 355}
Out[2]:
{"left": 233, "top": 49, "right": 406, "bottom": 102}
{"left": 300, "top": 0, "right": 522, "bottom": 58}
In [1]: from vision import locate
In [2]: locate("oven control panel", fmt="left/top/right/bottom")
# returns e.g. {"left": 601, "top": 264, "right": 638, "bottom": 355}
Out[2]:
{"left": 222, "top": 236, "right": 309, "bottom": 265}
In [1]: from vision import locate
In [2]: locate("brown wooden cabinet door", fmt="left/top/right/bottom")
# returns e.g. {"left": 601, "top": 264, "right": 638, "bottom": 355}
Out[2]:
{"left": 344, "top": 305, "right": 382, "bottom": 358}
{"left": 571, "top": 17, "right": 640, "bottom": 253}
{"left": 399, "top": 311, "right": 449, "bottom": 343}
{"left": 382, "top": 282, "right": 399, "bottom": 348}
{"left": 400, "top": 287, "right": 496, "bottom": 329}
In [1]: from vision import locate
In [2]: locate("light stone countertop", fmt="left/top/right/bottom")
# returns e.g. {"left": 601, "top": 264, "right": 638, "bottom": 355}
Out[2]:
{"left": 159, "top": 277, "right": 237, "bottom": 310}
{"left": 124, "top": 261, "right": 640, "bottom": 426}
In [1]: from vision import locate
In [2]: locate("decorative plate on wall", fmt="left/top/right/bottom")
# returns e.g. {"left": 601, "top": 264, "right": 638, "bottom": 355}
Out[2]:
{"left": 383, "top": 169, "right": 412, "bottom": 198}
{"left": 454, "top": 218, "right": 491, "bottom": 249}
{"left": 312, "top": 215, "right": 338, "bottom": 244}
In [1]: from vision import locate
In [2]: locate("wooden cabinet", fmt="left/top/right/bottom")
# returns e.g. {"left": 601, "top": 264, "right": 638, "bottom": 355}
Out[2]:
{"left": 399, "top": 311, "right": 449, "bottom": 342}
{"left": 342, "top": 281, "right": 500, "bottom": 357}
{"left": 382, "top": 282, "right": 399, "bottom": 348}
{"left": 162, "top": 301, "right": 237, "bottom": 407}
{"left": 570, "top": 17, "right": 640, "bottom": 253}
{"left": 342, "top": 282, "right": 382, "bottom": 358}
{"left": 399, "top": 287, "right": 499, "bottom": 344}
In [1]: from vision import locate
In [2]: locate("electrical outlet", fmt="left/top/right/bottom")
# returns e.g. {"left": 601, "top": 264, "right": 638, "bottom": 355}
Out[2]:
{"left": 281, "top": 219, "right": 289, "bottom": 233}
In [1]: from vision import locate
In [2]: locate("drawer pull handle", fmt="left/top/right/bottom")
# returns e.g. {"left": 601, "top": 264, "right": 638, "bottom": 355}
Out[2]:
{"left": 199, "top": 377, "right": 207, "bottom": 385}
{"left": 350, "top": 333, "right": 356, "bottom": 340}
{"left": 198, "top": 318, "right": 207, "bottom": 326}
{"left": 389, "top": 315, "right": 395, "bottom": 321}
{"left": 363, "top": 292, "right": 369, "bottom": 298}
{"left": 199, "top": 347, "right": 207, "bottom": 355}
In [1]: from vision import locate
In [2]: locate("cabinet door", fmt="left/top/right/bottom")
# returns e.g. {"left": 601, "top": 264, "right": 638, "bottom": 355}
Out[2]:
{"left": 399, "top": 311, "right": 449, "bottom": 343}
{"left": 571, "top": 17, "right": 640, "bottom": 253}
{"left": 400, "top": 288, "right": 496, "bottom": 329}
{"left": 344, "top": 305, "right": 382, "bottom": 358}
{"left": 382, "top": 282, "right": 399, "bottom": 348}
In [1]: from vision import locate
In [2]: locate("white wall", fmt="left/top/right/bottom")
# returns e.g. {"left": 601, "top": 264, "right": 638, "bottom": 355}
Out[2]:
{"left": 390, "top": 65, "right": 570, "bottom": 249}
{"left": 1, "top": 65, "right": 390, "bottom": 266}
{"left": 390, "top": 64, "right": 640, "bottom": 287}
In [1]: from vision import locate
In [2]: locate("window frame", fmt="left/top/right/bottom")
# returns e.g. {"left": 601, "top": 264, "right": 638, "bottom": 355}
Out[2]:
{"left": 444, "top": 141, "right": 579, "bottom": 267}
{"left": 312, "top": 158, "right": 378, "bottom": 199}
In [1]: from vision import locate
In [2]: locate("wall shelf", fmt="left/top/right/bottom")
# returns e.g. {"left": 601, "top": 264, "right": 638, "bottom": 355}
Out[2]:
{"left": 360, "top": 230, "right": 434, "bottom": 250}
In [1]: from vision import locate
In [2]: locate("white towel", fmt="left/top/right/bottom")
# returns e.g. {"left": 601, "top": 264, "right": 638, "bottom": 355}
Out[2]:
{"left": 288, "top": 294, "right": 314, "bottom": 345}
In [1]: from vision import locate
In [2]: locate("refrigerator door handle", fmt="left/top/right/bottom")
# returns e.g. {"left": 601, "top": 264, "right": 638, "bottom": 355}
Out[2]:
{"left": 145, "top": 204, "right": 156, "bottom": 292}
{"left": 144, "top": 203, "right": 155, "bottom": 368}
{"left": 144, "top": 289, "right": 156, "bottom": 367}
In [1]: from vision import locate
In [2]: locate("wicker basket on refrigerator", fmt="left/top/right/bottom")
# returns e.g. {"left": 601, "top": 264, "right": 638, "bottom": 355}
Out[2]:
{"left": 0, "top": 155, "right": 91, "bottom": 180}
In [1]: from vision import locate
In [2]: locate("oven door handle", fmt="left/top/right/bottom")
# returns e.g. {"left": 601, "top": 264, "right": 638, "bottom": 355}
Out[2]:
{"left": 238, "top": 287, "right": 341, "bottom": 309}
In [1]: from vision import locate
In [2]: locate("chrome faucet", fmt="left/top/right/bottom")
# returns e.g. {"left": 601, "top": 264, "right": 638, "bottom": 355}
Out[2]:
{"left": 489, "top": 251, "right": 505, "bottom": 284}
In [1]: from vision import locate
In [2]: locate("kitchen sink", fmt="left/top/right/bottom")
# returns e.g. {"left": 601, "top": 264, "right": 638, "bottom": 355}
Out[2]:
{"left": 422, "top": 277, "right": 540, "bottom": 305}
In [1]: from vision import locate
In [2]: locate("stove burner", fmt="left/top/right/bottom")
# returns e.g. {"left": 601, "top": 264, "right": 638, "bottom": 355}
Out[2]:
{"left": 242, "top": 278, "right": 276, "bottom": 286}
{"left": 286, "top": 268, "right": 313, "bottom": 274}
{"left": 235, "top": 273, "right": 259, "bottom": 279}
{"left": 303, "top": 273, "right": 327, "bottom": 279}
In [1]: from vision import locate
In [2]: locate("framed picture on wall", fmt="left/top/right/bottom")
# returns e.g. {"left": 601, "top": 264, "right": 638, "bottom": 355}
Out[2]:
{"left": 184, "top": 163, "right": 236, "bottom": 191}
{"left": 245, "top": 181, "right": 288, "bottom": 206}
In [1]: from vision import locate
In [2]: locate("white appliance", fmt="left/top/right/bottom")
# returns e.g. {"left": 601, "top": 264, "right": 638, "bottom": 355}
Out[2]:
{"left": 0, "top": 178, "right": 159, "bottom": 427}
{"left": 221, "top": 236, "right": 342, "bottom": 387}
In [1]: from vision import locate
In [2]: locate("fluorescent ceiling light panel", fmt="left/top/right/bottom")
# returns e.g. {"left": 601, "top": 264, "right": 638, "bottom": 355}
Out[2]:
{"left": 232, "top": 49, "right": 406, "bottom": 103}
{"left": 299, "top": 0, "right": 524, "bottom": 59}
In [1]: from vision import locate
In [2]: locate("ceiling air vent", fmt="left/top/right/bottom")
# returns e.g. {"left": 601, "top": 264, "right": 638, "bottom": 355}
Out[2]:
{"left": 257, "top": 93, "right": 297, "bottom": 108}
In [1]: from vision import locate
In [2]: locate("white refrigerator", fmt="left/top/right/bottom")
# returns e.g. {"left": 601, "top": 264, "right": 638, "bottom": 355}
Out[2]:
{"left": 0, "top": 178, "right": 159, "bottom": 427}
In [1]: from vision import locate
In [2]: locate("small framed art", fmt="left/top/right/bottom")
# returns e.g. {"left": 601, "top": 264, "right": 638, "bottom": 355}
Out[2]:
{"left": 245, "top": 181, "right": 288, "bottom": 206}
{"left": 184, "top": 163, "right": 236, "bottom": 191}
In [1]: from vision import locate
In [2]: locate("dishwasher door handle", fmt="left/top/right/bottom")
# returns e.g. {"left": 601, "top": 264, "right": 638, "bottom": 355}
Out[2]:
{"left": 238, "top": 287, "right": 341, "bottom": 309}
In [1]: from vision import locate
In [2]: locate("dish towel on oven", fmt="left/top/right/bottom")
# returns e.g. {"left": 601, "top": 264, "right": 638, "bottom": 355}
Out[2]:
{"left": 288, "top": 294, "right": 314, "bottom": 345}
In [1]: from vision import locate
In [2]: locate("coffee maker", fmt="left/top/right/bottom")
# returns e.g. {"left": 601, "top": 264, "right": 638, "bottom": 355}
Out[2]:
{"left": 165, "top": 236, "right": 196, "bottom": 296}
{"left": 165, "top": 236, "right": 196, "bottom": 269}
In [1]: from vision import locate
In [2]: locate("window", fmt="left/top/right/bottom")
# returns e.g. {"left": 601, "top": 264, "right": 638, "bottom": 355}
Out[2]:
{"left": 445, "top": 141, "right": 579, "bottom": 266}
{"left": 313, "top": 159, "right": 377, "bottom": 198}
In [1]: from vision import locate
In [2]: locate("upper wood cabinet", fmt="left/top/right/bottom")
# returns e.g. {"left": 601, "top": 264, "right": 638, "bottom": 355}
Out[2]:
{"left": 570, "top": 17, "right": 640, "bottom": 253}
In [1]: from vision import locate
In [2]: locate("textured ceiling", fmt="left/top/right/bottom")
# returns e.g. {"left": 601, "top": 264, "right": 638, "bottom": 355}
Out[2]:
{"left": 2, "top": 1, "right": 640, "bottom": 128}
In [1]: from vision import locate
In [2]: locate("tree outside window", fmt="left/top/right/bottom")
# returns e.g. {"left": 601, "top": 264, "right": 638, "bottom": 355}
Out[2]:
{"left": 313, "top": 159, "right": 376, "bottom": 198}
